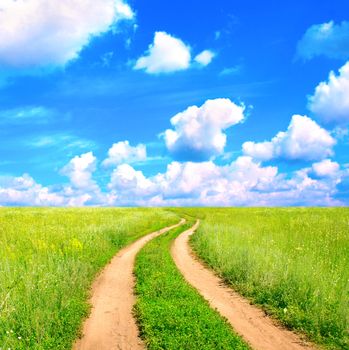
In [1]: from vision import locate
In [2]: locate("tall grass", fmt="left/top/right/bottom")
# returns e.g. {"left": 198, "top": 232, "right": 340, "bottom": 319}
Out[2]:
{"left": 0, "top": 208, "right": 179, "bottom": 350}
{"left": 189, "top": 208, "right": 349, "bottom": 349}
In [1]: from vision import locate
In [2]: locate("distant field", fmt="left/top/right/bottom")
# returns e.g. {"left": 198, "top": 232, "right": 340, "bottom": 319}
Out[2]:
{"left": 0, "top": 208, "right": 178, "bottom": 350}
{"left": 186, "top": 208, "right": 349, "bottom": 349}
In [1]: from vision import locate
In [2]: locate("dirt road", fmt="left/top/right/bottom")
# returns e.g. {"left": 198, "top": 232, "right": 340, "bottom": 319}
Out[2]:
{"left": 74, "top": 219, "right": 185, "bottom": 350}
{"left": 171, "top": 221, "right": 316, "bottom": 350}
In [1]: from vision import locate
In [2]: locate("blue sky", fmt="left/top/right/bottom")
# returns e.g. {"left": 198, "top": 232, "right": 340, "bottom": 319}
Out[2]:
{"left": 0, "top": 0, "right": 349, "bottom": 206}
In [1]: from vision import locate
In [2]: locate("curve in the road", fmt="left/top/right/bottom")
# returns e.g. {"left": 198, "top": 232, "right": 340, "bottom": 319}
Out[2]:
{"left": 74, "top": 218, "right": 185, "bottom": 350}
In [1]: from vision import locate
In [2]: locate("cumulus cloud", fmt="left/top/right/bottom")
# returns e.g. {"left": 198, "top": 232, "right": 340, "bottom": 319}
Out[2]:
{"left": 134, "top": 31, "right": 214, "bottom": 74}
{"left": 297, "top": 21, "right": 349, "bottom": 60}
{"left": 156, "top": 157, "right": 278, "bottom": 203}
{"left": 106, "top": 156, "right": 345, "bottom": 206}
{"left": 194, "top": 50, "right": 215, "bottom": 66}
{"left": 108, "top": 164, "right": 156, "bottom": 200}
{"left": 103, "top": 140, "right": 146, "bottom": 167}
{"left": 59, "top": 151, "right": 116, "bottom": 206}
{"left": 243, "top": 115, "right": 336, "bottom": 162}
{"left": 0, "top": 171, "right": 111, "bottom": 207}
{"left": 164, "top": 98, "right": 245, "bottom": 161}
{"left": 107, "top": 157, "right": 279, "bottom": 206}
{"left": 0, "top": 154, "right": 346, "bottom": 207}
{"left": 308, "top": 61, "right": 349, "bottom": 124}
{"left": 0, "top": 0, "right": 134, "bottom": 67}
{"left": 0, "top": 174, "right": 64, "bottom": 206}
{"left": 60, "top": 152, "right": 97, "bottom": 189}
{"left": 134, "top": 32, "right": 191, "bottom": 73}
{"left": 311, "top": 159, "right": 340, "bottom": 178}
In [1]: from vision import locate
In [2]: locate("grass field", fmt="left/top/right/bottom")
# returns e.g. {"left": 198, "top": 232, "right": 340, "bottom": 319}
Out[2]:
{"left": 134, "top": 221, "right": 250, "bottom": 350}
{"left": 186, "top": 208, "right": 349, "bottom": 349}
{"left": 1, "top": 207, "right": 348, "bottom": 350}
{"left": 0, "top": 208, "right": 179, "bottom": 350}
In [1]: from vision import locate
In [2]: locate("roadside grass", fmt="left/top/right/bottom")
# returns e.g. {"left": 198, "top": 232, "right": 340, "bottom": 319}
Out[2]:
{"left": 186, "top": 208, "right": 349, "bottom": 350}
{"left": 0, "top": 207, "right": 179, "bottom": 350}
{"left": 134, "top": 221, "right": 250, "bottom": 350}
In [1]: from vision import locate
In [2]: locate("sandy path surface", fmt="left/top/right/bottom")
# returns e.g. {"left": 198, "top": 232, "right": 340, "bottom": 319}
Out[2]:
{"left": 74, "top": 219, "right": 185, "bottom": 350}
{"left": 172, "top": 221, "right": 316, "bottom": 350}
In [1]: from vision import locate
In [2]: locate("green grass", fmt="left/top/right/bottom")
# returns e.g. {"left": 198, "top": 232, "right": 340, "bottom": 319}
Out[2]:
{"left": 185, "top": 208, "right": 349, "bottom": 349}
{"left": 134, "top": 220, "right": 250, "bottom": 350}
{"left": 0, "top": 207, "right": 179, "bottom": 350}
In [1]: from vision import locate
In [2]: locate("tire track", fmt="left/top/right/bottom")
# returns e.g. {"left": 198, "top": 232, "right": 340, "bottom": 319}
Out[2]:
{"left": 74, "top": 218, "right": 185, "bottom": 350}
{"left": 171, "top": 221, "right": 316, "bottom": 350}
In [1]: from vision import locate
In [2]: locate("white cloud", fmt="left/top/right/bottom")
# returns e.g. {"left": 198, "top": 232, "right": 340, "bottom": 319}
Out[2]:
{"left": 308, "top": 61, "right": 349, "bottom": 124}
{"left": 0, "top": 171, "right": 111, "bottom": 207}
{"left": 243, "top": 115, "right": 336, "bottom": 162}
{"left": 297, "top": 21, "right": 349, "bottom": 60}
{"left": 134, "top": 32, "right": 191, "bottom": 73}
{"left": 107, "top": 157, "right": 279, "bottom": 206}
{"left": 155, "top": 157, "right": 278, "bottom": 204}
{"left": 0, "top": 154, "right": 346, "bottom": 207}
{"left": 108, "top": 163, "right": 156, "bottom": 200}
{"left": 106, "top": 156, "right": 345, "bottom": 206}
{"left": 59, "top": 151, "right": 115, "bottom": 206}
{"left": 0, "top": 174, "right": 64, "bottom": 206}
{"left": 60, "top": 152, "right": 97, "bottom": 189}
{"left": 311, "top": 159, "right": 340, "bottom": 178}
{"left": 103, "top": 140, "right": 146, "bottom": 167}
{"left": 134, "top": 31, "right": 214, "bottom": 74}
{"left": 194, "top": 50, "right": 215, "bottom": 66}
{"left": 164, "top": 98, "right": 245, "bottom": 161}
{"left": 0, "top": 0, "right": 134, "bottom": 67}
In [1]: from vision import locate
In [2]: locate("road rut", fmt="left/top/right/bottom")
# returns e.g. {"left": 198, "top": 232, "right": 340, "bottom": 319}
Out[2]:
{"left": 171, "top": 221, "right": 316, "bottom": 350}
{"left": 74, "top": 219, "right": 185, "bottom": 350}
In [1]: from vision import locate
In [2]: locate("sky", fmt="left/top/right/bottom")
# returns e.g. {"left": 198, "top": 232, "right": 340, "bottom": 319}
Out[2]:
{"left": 0, "top": 0, "right": 349, "bottom": 206}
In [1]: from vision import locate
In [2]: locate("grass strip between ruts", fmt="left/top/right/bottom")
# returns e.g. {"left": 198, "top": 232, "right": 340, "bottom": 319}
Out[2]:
{"left": 134, "top": 221, "right": 250, "bottom": 350}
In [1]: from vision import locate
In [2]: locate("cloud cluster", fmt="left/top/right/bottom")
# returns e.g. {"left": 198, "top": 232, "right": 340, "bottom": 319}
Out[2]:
{"left": 60, "top": 152, "right": 97, "bottom": 189}
{"left": 308, "top": 61, "right": 349, "bottom": 124}
{"left": 243, "top": 115, "right": 336, "bottom": 161}
{"left": 106, "top": 157, "right": 279, "bottom": 205}
{"left": 311, "top": 159, "right": 340, "bottom": 178}
{"left": 106, "top": 156, "right": 344, "bottom": 206}
{"left": 164, "top": 98, "right": 245, "bottom": 161}
{"left": 103, "top": 141, "right": 146, "bottom": 167}
{"left": 0, "top": 174, "right": 64, "bottom": 206}
{"left": 0, "top": 0, "right": 134, "bottom": 67}
{"left": 0, "top": 151, "right": 345, "bottom": 207}
{"left": 134, "top": 31, "right": 215, "bottom": 74}
{"left": 108, "top": 164, "right": 155, "bottom": 200}
{"left": 297, "top": 21, "right": 349, "bottom": 60}
{"left": 1, "top": 91, "right": 345, "bottom": 207}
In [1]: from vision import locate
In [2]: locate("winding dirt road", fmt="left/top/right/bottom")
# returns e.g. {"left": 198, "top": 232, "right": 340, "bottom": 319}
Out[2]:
{"left": 74, "top": 219, "right": 185, "bottom": 350}
{"left": 171, "top": 221, "right": 316, "bottom": 350}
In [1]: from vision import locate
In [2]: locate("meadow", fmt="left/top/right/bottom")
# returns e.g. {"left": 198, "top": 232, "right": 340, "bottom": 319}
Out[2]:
{"left": 1, "top": 207, "right": 348, "bottom": 350}
{"left": 0, "top": 208, "right": 178, "bottom": 350}
{"left": 187, "top": 208, "right": 349, "bottom": 349}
